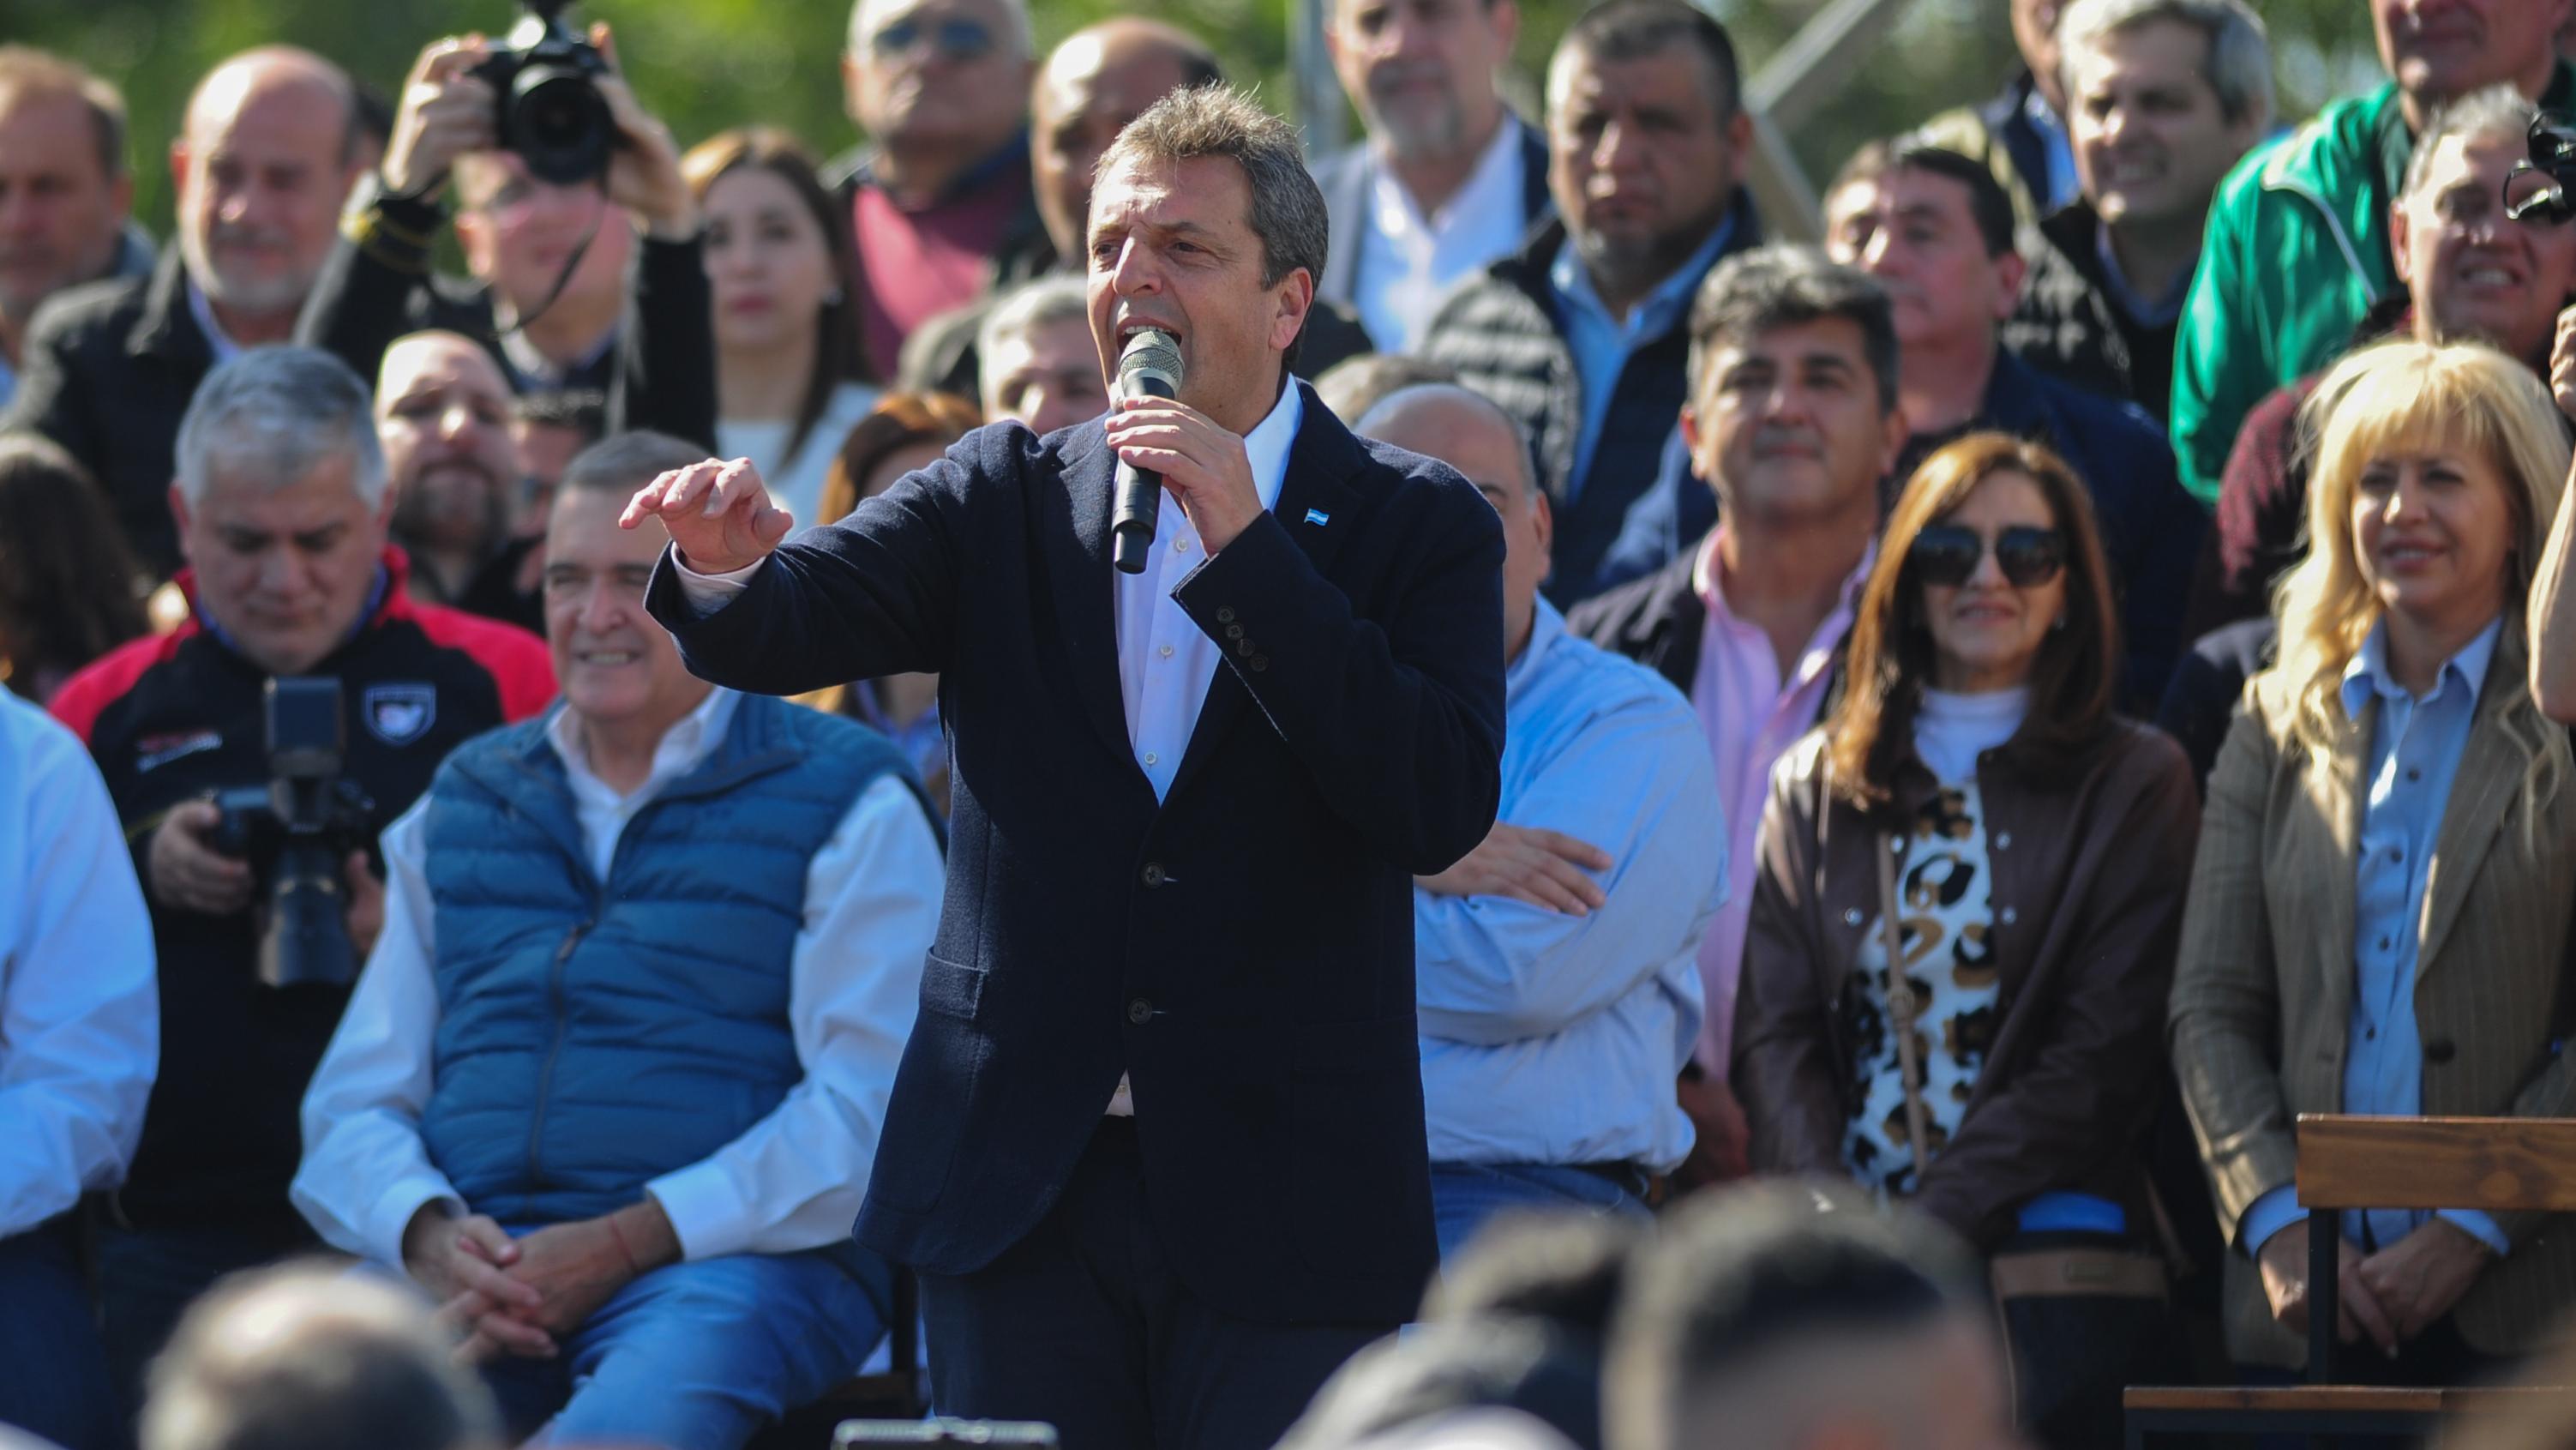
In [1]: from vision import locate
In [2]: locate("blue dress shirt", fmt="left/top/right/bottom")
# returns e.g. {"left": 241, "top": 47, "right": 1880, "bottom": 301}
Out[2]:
{"left": 1547, "top": 219, "right": 1734, "bottom": 503}
{"left": 1414, "top": 599, "right": 1725, "bottom": 1170}
{"left": 2238, "top": 617, "right": 2511, "bottom": 1259}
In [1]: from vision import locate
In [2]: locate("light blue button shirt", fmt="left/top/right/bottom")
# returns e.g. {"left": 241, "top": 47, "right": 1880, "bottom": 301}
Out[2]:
{"left": 2238, "top": 617, "right": 2511, "bottom": 1259}
{"left": 1414, "top": 599, "right": 1725, "bottom": 1171}
{"left": 1547, "top": 217, "right": 1733, "bottom": 502}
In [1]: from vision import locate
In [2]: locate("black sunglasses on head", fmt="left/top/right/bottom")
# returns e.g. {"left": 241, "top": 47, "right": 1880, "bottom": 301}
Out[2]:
{"left": 1908, "top": 524, "right": 2067, "bottom": 588}
{"left": 869, "top": 14, "right": 997, "bottom": 60}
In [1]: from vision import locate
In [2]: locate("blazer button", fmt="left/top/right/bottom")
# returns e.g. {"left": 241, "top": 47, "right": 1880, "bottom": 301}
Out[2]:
{"left": 1844, "top": 908, "right": 1864, "bottom": 927}
{"left": 2424, "top": 1038, "right": 2457, "bottom": 1064}
{"left": 2000, "top": 906, "right": 2019, "bottom": 925}
{"left": 1251, "top": 655, "right": 1270, "bottom": 671}
{"left": 1127, "top": 998, "right": 1154, "bottom": 1025}
{"left": 1216, "top": 607, "right": 1236, "bottom": 623}
{"left": 1994, "top": 832, "right": 2013, "bottom": 850}
{"left": 1140, "top": 862, "right": 1167, "bottom": 887}
{"left": 1225, "top": 623, "right": 1246, "bottom": 639}
{"left": 1237, "top": 639, "right": 1256, "bottom": 655}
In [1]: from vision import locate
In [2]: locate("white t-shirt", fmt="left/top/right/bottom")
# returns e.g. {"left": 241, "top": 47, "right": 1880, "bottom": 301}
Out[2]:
{"left": 718, "top": 380, "right": 882, "bottom": 529}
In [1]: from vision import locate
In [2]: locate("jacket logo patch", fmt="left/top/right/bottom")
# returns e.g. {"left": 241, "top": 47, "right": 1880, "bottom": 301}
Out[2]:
{"left": 363, "top": 683, "right": 437, "bottom": 745}
{"left": 136, "top": 731, "right": 222, "bottom": 773}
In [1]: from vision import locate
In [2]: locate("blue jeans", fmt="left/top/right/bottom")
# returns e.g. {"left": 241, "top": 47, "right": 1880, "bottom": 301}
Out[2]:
{"left": 0, "top": 1220, "right": 118, "bottom": 1450}
{"left": 94, "top": 1214, "right": 316, "bottom": 1431}
{"left": 481, "top": 1248, "right": 892, "bottom": 1450}
{"left": 1429, "top": 1162, "right": 1649, "bottom": 1263}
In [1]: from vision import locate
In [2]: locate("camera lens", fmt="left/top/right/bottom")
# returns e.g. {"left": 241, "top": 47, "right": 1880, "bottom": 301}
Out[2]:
{"left": 508, "top": 66, "right": 611, "bottom": 184}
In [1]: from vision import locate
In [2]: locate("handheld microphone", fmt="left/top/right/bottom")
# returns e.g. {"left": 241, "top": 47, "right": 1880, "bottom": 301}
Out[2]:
{"left": 1111, "top": 328, "right": 1184, "bottom": 575}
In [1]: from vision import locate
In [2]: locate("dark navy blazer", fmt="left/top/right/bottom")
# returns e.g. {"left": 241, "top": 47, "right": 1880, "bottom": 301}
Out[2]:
{"left": 645, "top": 382, "right": 1505, "bottom": 1326}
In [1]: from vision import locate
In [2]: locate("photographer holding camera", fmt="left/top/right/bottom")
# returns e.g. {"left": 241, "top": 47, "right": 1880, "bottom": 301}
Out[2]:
{"left": 48, "top": 347, "right": 554, "bottom": 1412}
{"left": 297, "top": 4, "right": 718, "bottom": 460}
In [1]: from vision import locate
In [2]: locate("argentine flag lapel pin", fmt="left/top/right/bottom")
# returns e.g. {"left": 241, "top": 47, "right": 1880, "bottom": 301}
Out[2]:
{"left": 1304, "top": 508, "right": 1330, "bottom": 526}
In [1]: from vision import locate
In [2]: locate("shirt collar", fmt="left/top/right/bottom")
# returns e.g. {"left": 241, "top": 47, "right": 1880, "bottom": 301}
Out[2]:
{"left": 1548, "top": 202, "right": 1736, "bottom": 334}
{"left": 1241, "top": 378, "right": 1304, "bottom": 514}
{"left": 2339, "top": 615, "right": 2503, "bottom": 719}
{"left": 1695, "top": 524, "right": 1877, "bottom": 620}
{"left": 1375, "top": 114, "right": 1528, "bottom": 238}
{"left": 2091, "top": 222, "right": 2194, "bottom": 327}
{"left": 1505, "top": 595, "right": 1567, "bottom": 704}
{"left": 548, "top": 686, "right": 742, "bottom": 802}
{"left": 184, "top": 279, "right": 245, "bottom": 364}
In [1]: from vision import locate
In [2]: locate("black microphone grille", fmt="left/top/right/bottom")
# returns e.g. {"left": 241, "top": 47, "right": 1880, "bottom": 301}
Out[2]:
{"left": 1119, "top": 328, "right": 1185, "bottom": 386}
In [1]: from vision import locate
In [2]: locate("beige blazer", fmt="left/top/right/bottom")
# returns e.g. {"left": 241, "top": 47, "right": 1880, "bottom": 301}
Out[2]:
{"left": 2170, "top": 624, "right": 2576, "bottom": 1369}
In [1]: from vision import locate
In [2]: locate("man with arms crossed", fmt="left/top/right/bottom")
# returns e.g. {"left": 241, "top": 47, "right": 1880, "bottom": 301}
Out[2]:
{"left": 627, "top": 85, "right": 1505, "bottom": 1447}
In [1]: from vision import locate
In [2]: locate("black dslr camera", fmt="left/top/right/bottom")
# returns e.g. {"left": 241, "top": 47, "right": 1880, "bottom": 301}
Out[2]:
{"left": 470, "top": 0, "right": 615, "bottom": 185}
{"left": 2505, "top": 111, "right": 2576, "bottom": 226}
{"left": 211, "top": 677, "right": 378, "bottom": 991}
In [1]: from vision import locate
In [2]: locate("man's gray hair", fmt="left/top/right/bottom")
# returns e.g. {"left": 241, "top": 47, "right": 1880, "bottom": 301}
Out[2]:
{"left": 1355, "top": 382, "right": 1539, "bottom": 502}
{"left": 978, "top": 274, "right": 1093, "bottom": 406}
{"left": 2403, "top": 84, "right": 2541, "bottom": 202}
{"left": 141, "top": 1262, "right": 498, "bottom": 1450}
{"left": 2056, "top": 0, "right": 2272, "bottom": 129}
{"left": 847, "top": 0, "right": 1034, "bottom": 61}
{"left": 557, "top": 430, "right": 716, "bottom": 501}
{"left": 175, "top": 347, "right": 387, "bottom": 507}
{"left": 1686, "top": 246, "right": 1901, "bottom": 415}
{"left": 1100, "top": 86, "right": 1328, "bottom": 296}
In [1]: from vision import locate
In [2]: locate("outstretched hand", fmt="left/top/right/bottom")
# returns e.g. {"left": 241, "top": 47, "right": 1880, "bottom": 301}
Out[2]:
{"left": 620, "top": 457, "right": 793, "bottom": 575}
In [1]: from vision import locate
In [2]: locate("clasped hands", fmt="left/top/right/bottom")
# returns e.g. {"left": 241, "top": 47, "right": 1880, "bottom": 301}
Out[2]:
{"left": 2255, "top": 1216, "right": 2495, "bottom": 1357}
{"left": 401, "top": 1200, "right": 679, "bottom": 1363}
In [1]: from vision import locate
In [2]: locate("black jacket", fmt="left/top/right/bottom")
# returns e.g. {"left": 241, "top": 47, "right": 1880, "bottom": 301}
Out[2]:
{"left": 1420, "top": 198, "right": 1761, "bottom": 606}
{"left": 48, "top": 551, "right": 555, "bottom": 1230}
{"left": 646, "top": 384, "right": 1504, "bottom": 1326}
{"left": 1307, "top": 117, "right": 1552, "bottom": 312}
{"left": 4, "top": 250, "right": 216, "bottom": 579}
{"left": 2002, "top": 202, "right": 2182, "bottom": 424}
{"left": 295, "top": 184, "right": 719, "bottom": 452}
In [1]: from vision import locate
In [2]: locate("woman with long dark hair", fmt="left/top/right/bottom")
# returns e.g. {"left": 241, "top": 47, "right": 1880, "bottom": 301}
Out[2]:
{"left": 683, "top": 128, "right": 879, "bottom": 531}
{"left": 1737, "top": 431, "right": 2199, "bottom": 1447}
{"left": 0, "top": 436, "right": 149, "bottom": 703}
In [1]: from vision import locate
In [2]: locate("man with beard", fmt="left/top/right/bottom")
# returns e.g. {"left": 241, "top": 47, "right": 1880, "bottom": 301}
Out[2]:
{"left": 4, "top": 48, "right": 369, "bottom": 581}
{"left": 1421, "top": 0, "right": 1761, "bottom": 606}
{"left": 0, "top": 48, "right": 153, "bottom": 413}
{"left": 1312, "top": 0, "right": 1547, "bottom": 355}
{"left": 375, "top": 332, "right": 537, "bottom": 629}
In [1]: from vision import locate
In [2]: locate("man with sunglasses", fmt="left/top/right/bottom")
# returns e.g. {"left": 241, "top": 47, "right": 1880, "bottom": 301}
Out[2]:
{"left": 834, "top": 0, "right": 1047, "bottom": 382}
{"left": 1823, "top": 140, "right": 2201, "bottom": 710}
{"left": 296, "top": 28, "right": 718, "bottom": 455}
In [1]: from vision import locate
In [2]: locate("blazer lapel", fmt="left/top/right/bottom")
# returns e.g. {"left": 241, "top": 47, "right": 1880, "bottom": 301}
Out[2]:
{"left": 2414, "top": 631, "right": 2531, "bottom": 981}
{"left": 1042, "top": 430, "right": 1142, "bottom": 772}
{"left": 1166, "top": 386, "right": 1365, "bottom": 802}
{"left": 2304, "top": 703, "right": 2369, "bottom": 1038}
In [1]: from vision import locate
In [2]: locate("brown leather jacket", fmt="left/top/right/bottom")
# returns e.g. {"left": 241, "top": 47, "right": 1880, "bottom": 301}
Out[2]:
{"left": 1734, "top": 717, "right": 2201, "bottom": 1248}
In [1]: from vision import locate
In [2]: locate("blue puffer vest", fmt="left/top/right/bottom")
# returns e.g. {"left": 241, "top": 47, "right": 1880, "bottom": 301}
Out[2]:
{"left": 417, "top": 692, "right": 916, "bottom": 1233}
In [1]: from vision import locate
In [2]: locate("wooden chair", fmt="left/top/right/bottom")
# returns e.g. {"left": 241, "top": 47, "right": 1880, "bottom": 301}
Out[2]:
{"left": 746, "top": 1266, "right": 928, "bottom": 1449}
{"left": 2123, "top": 1115, "right": 2576, "bottom": 1447}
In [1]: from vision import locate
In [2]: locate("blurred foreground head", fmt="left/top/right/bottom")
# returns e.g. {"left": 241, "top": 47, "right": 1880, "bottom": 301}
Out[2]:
{"left": 142, "top": 1262, "right": 499, "bottom": 1450}
{"left": 1605, "top": 1181, "right": 2016, "bottom": 1450}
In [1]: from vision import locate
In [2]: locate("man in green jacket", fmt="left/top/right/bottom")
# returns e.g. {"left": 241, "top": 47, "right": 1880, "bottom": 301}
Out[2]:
{"left": 2170, "top": 0, "right": 2572, "bottom": 504}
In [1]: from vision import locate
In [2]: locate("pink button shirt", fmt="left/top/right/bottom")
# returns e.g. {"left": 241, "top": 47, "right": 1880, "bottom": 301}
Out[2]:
{"left": 1690, "top": 526, "right": 1876, "bottom": 1072}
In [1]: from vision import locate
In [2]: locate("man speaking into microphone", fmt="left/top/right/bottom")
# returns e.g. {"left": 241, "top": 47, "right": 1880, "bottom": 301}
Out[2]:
{"left": 625, "top": 85, "right": 1504, "bottom": 1447}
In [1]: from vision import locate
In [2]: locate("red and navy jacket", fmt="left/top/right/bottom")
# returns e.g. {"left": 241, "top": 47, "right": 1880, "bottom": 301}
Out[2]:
{"left": 51, "top": 549, "right": 554, "bottom": 1230}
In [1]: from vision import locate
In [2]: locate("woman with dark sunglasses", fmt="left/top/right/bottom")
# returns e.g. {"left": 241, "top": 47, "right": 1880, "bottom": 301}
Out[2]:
{"left": 1736, "top": 430, "right": 2200, "bottom": 1448}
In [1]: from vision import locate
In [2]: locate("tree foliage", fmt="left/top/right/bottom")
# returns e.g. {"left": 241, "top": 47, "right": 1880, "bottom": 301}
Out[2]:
{"left": 18, "top": 0, "right": 2389, "bottom": 238}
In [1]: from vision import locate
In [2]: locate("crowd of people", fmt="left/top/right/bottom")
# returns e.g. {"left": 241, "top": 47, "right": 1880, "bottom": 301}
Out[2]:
{"left": 8, "top": 0, "right": 2576, "bottom": 1447}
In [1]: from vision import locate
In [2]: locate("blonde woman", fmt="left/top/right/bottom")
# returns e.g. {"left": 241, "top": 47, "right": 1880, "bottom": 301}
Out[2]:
{"left": 2172, "top": 339, "right": 2576, "bottom": 1384}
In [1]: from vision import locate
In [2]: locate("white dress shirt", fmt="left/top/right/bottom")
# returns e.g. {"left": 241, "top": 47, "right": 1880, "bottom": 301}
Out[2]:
{"left": 291, "top": 687, "right": 945, "bottom": 1266}
{"left": 675, "top": 384, "right": 1306, "bottom": 1114}
{"left": 1354, "top": 119, "right": 1530, "bottom": 355}
{"left": 0, "top": 692, "right": 156, "bottom": 1239}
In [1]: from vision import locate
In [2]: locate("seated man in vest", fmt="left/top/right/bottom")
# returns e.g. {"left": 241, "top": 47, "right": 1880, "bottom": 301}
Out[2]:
{"left": 291, "top": 430, "right": 944, "bottom": 1448}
